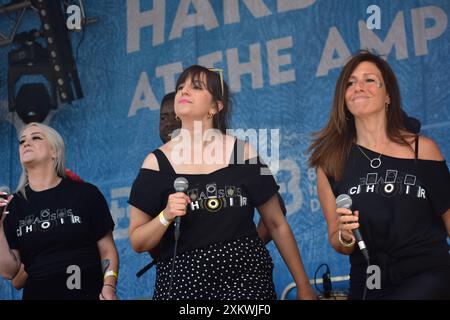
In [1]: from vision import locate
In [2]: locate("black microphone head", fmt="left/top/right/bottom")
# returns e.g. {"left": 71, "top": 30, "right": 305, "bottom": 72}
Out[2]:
{"left": 0, "top": 186, "right": 11, "bottom": 199}
{"left": 336, "top": 194, "right": 352, "bottom": 209}
{"left": 174, "top": 177, "right": 188, "bottom": 193}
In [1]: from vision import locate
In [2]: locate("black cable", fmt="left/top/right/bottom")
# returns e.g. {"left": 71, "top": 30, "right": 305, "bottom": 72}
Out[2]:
{"left": 362, "top": 260, "right": 370, "bottom": 300}
{"left": 136, "top": 259, "right": 157, "bottom": 278}
{"left": 313, "top": 263, "right": 333, "bottom": 299}
{"left": 2, "top": 6, "right": 18, "bottom": 21}
{"left": 167, "top": 237, "right": 179, "bottom": 299}
{"left": 313, "top": 264, "right": 325, "bottom": 295}
{"left": 74, "top": 14, "right": 86, "bottom": 62}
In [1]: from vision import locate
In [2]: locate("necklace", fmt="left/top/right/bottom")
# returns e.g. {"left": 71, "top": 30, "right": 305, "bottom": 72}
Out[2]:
{"left": 356, "top": 144, "right": 382, "bottom": 169}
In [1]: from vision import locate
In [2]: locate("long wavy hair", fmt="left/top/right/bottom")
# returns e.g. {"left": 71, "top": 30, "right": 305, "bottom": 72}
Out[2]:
{"left": 175, "top": 65, "right": 232, "bottom": 133}
{"left": 17, "top": 122, "right": 66, "bottom": 199}
{"left": 308, "top": 50, "right": 413, "bottom": 180}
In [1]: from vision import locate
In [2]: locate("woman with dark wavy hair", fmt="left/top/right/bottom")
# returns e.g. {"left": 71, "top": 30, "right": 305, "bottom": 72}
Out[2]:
{"left": 309, "top": 51, "right": 450, "bottom": 299}
{"left": 129, "top": 65, "right": 316, "bottom": 300}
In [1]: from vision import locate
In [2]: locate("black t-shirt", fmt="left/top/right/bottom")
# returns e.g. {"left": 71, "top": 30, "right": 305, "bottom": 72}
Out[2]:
{"left": 128, "top": 141, "right": 280, "bottom": 262}
{"left": 328, "top": 144, "right": 450, "bottom": 291}
{"left": 3, "top": 178, "right": 114, "bottom": 299}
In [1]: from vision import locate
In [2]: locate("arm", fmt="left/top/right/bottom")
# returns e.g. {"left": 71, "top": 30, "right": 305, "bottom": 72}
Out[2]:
{"left": 97, "top": 231, "right": 119, "bottom": 300}
{"left": 0, "top": 195, "right": 21, "bottom": 279}
{"left": 129, "top": 205, "right": 168, "bottom": 252}
{"left": 244, "top": 142, "right": 277, "bottom": 245}
{"left": 129, "top": 193, "right": 190, "bottom": 252}
{"left": 257, "top": 193, "right": 287, "bottom": 245}
{"left": 0, "top": 241, "right": 21, "bottom": 280}
{"left": 128, "top": 153, "right": 190, "bottom": 253}
{"left": 258, "top": 194, "right": 316, "bottom": 300}
{"left": 317, "top": 167, "right": 358, "bottom": 255}
{"left": 11, "top": 264, "right": 27, "bottom": 290}
{"left": 256, "top": 220, "right": 272, "bottom": 245}
{"left": 417, "top": 136, "right": 449, "bottom": 236}
{"left": 442, "top": 209, "right": 450, "bottom": 237}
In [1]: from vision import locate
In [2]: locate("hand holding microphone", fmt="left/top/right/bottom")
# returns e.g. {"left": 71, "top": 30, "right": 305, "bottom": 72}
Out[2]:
{"left": 336, "top": 194, "right": 369, "bottom": 263}
{"left": 163, "top": 192, "right": 190, "bottom": 220}
{"left": 166, "top": 178, "right": 189, "bottom": 297}
{"left": 162, "top": 178, "right": 189, "bottom": 241}
{"left": 336, "top": 207, "right": 359, "bottom": 244}
{"left": 0, "top": 186, "right": 13, "bottom": 217}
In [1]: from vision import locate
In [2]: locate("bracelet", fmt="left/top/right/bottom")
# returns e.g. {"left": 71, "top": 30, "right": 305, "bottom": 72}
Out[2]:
{"left": 338, "top": 230, "right": 355, "bottom": 247}
{"left": 158, "top": 210, "right": 172, "bottom": 227}
{"left": 104, "top": 270, "right": 118, "bottom": 280}
{"left": 103, "top": 283, "right": 116, "bottom": 292}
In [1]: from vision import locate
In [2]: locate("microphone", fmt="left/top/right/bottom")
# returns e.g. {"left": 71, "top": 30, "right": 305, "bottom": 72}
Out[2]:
{"left": 173, "top": 177, "right": 189, "bottom": 241}
{"left": 0, "top": 186, "right": 11, "bottom": 199}
{"left": 336, "top": 194, "right": 370, "bottom": 263}
{"left": 0, "top": 186, "right": 11, "bottom": 215}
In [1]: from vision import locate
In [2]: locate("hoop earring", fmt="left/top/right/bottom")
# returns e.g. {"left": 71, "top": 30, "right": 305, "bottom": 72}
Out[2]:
{"left": 207, "top": 113, "right": 213, "bottom": 119}
{"left": 175, "top": 115, "right": 181, "bottom": 121}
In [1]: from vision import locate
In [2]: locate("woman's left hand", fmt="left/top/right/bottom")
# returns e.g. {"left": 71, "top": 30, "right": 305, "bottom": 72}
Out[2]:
{"left": 296, "top": 283, "right": 318, "bottom": 300}
{"left": 99, "top": 284, "right": 118, "bottom": 300}
{"left": 0, "top": 194, "right": 13, "bottom": 220}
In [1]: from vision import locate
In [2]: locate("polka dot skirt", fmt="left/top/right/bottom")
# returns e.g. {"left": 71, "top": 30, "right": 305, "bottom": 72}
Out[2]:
{"left": 153, "top": 236, "right": 277, "bottom": 300}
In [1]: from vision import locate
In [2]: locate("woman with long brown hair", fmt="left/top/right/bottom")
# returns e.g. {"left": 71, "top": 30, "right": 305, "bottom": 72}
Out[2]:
{"left": 309, "top": 51, "right": 450, "bottom": 299}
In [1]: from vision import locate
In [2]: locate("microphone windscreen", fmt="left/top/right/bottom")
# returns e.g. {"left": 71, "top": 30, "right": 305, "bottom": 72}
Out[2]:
{"left": 336, "top": 194, "right": 352, "bottom": 209}
{"left": 174, "top": 177, "right": 188, "bottom": 192}
{"left": 0, "top": 186, "right": 11, "bottom": 196}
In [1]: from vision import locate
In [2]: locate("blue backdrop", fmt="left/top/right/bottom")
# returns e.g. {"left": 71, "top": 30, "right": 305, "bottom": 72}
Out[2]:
{"left": 0, "top": 0, "right": 449, "bottom": 299}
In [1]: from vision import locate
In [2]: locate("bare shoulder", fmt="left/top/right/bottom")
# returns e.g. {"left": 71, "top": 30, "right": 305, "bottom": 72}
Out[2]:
{"left": 142, "top": 152, "right": 160, "bottom": 171}
{"left": 317, "top": 166, "right": 332, "bottom": 190}
{"left": 418, "top": 135, "right": 444, "bottom": 161}
{"left": 317, "top": 166, "right": 327, "bottom": 179}
{"left": 224, "top": 134, "right": 236, "bottom": 147}
{"left": 316, "top": 166, "right": 338, "bottom": 219}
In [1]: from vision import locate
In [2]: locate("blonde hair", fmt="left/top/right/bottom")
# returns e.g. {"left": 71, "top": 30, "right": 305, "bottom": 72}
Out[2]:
{"left": 17, "top": 122, "right": 66, "bottom": 199}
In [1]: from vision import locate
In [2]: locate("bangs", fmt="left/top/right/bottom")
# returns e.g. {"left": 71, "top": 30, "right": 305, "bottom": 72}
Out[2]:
{"left": 176, "top": 67, "right": 208, "bottom": 90}
{"left": 175, "top": 65, "right": 223, "bottom": 101}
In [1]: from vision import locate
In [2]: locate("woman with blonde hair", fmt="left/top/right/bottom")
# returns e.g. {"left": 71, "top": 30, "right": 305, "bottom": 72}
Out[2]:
{"left": 0, "top": 122, "right": 119, "bottom": 300}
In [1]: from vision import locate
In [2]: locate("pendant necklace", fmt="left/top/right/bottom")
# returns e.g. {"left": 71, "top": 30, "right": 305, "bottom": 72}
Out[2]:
{"left": 356, "top": 144, "right": 382, "bottom": 169}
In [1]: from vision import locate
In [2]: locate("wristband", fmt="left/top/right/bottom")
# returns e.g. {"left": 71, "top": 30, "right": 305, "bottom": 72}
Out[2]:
{"left": 158, "top": 211, "right": 172, "bottom": 227}
{"left": 104, "top": 270, "right": 118, "bottom": 280}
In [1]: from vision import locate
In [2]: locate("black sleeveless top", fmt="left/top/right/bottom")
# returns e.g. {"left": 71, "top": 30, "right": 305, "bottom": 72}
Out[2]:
{"left": 328, "top": 141, "right": 450, "bottom": 292}
{"left": 128, "top": 139, "right": 280, "bottom": 262}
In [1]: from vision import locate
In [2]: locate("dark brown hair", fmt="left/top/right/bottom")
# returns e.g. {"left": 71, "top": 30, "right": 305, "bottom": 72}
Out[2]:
{"left": 308, "top": 50, "right": 413, "bottom": 180}
{"left": 161, "top": 91, "right": 176, "bottom": 105}
{"left": 175, "top": 65, "right": 231, "bottom": 134}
